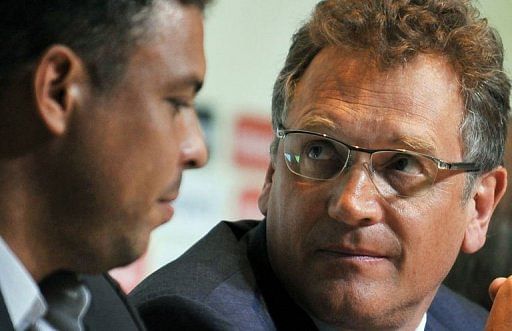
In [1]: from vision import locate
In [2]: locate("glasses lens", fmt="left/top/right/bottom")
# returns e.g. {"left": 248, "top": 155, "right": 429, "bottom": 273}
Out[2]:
{"left": 370, "top": 151, "right": 438, "bottom": 197}
{"left": 283, "top": 132, "right": 349, "bottom": 180}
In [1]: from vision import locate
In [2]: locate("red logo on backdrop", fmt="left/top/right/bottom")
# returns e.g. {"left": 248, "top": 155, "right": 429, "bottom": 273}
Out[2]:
{"left": 239, "top": 188, "right": 264, "bottom": 219}
{"left": 234, "top": 115, "right": 273, "bottom": 169}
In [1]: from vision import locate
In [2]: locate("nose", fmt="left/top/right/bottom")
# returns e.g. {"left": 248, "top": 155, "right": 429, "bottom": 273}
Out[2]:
{"left": 327, "top": 161, "right": 383, "bottom": 227}
{"left": 179, "top": 111, "right": 208, "bottom": 169}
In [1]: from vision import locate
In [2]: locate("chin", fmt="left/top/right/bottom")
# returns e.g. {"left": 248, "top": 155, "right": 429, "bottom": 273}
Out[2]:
{"left": 310, "top": 294, "right": 407, "bottom": 330}
{"left": 83, "top": 234, "right": 149, "bottom": 273}
{"left": 111, "top": 236, "right": 149, "bottom": 269}
{"left": 298, "top": 281, "right": 400, "bottom": 329}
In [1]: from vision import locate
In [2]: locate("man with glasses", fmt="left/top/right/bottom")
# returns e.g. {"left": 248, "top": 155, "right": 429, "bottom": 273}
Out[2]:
{"left": 131, "top": 0, "right": 510, "bottom": 329}
{"left": 277, "top": 128, "right": 481, "bottom": 198}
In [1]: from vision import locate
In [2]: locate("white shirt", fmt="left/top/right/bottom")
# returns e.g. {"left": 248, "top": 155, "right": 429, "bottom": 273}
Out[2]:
{"left": 313, "top": 312, "right": 427, "bottom": 331}
{"left": 417, "top": 313, "right": 427, "bottom": 331}
{"left": 0, "top": 236, "right": 55, "bottom": 330}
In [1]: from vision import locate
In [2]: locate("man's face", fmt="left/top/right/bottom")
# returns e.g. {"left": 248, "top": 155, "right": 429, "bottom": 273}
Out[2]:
{"left": 50, "top": 3, "right": 207, "bottom": 272}
{"left": 259, "top": 47, "right": 478, "bottom": 329}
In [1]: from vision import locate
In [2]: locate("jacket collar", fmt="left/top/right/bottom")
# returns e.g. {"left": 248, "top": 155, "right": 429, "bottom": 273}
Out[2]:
{"left": 247, "top": 220, "right": 319, "bottom": 330}
{"left": 0, "top": 291, "right": 15, "bottom": 331}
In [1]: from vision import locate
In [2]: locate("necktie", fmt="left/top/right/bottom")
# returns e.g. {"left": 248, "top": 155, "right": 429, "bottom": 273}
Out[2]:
{"left": 38, "top": 272, "right": 91, "bottom": 331}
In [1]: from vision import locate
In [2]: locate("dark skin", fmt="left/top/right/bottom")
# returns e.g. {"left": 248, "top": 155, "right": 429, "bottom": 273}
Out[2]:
{"left": 0, "top": 2, "right": 207, "bottom": 281}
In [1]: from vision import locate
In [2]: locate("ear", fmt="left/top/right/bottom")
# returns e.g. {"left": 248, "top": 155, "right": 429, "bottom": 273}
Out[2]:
{"left": 34, "top": 45, "right": 87, "bottom": 136}
{"left": 258, "top": 162, "right": 275, "bottom": 216}
{"left": 461, "top": 166, "right": 507, "bottom": 253}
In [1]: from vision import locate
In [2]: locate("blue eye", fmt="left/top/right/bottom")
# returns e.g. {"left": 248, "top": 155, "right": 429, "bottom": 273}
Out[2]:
{"left": 308, "top": 145, "right": 324, "bottom": 159}
{"left": 386, "top": 153, "right": 423, "bottom": 175}
{"left": 304, "top": 141, "right": 336, "bottom": 160}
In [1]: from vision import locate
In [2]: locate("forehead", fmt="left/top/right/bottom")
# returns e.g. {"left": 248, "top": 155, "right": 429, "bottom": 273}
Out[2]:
{"left": 122, "top": 2, "right": 206, "bottom": 91}
{"left": 287, "top": 47, "right": 464, "bottom": 157}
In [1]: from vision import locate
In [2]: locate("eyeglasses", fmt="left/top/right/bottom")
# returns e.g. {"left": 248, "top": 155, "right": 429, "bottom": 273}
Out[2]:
{"left": 277, "top": 128, "right": 480, "bottom": 198}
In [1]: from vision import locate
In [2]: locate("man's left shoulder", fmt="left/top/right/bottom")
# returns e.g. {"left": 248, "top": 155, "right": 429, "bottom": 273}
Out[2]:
{"left": 427, "top": 285, "right": 488, "bottom": 331}
{"left": 82, "top": 273, "right": 145, "bottom": 331}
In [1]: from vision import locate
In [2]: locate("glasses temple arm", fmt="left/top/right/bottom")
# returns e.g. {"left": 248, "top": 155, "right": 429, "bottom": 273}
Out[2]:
{"left": 439, "top": 161, "right": 480, "bottom": 172}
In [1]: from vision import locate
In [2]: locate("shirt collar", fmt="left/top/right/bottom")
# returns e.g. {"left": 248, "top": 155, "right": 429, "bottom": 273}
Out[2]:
{"left": 312, "top": 311, "right": 427, "bottom": 331}
{"left": 416, "top": 313, "right": 427, "bottom": 331}
{"left": 0, "top": 236, "right": 47, "bottom": 330}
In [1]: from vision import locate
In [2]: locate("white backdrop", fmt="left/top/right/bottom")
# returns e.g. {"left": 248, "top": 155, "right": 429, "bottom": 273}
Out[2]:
{"left": 111, "top": 0, "right": 512, "bottom": 292}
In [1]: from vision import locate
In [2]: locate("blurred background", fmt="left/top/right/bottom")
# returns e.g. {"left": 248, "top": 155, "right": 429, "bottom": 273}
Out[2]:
{"left": 110, "top": 0, "right": 512, "bottom": 295}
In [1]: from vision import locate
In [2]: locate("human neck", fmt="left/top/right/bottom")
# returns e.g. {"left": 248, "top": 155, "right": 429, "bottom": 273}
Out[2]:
{"left": 0, "top": 160, "right": 60, "bottom": 282}
{"left": 309, "top": 295, "right": 433, "bottom": 331}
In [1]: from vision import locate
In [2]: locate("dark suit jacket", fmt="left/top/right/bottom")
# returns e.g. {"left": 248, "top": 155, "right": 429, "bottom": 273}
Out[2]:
{"left": 130, "top": 220, "right": 489, "bottom": 331}
{"left": 0, "top": 274, "right": 145, "bottom": 331}
{"left": 0, "top": 288, "right": 14, "bottom": 331}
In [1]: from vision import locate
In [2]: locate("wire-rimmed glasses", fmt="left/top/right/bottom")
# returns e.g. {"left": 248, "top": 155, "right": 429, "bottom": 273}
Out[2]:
{"left": 277, "top": 127, "right": 480, "bottom": 198}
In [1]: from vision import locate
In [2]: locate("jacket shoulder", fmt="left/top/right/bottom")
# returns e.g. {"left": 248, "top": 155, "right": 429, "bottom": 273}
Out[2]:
{"left": 130, "top": 220, "right": 260, "bottom": 304}
{"left": 82, "top": 273, "right": 145, "bottom": 330}
{"left": 427, "top": 285, "right": 488, "bottom": 331}
{"left": 137, "top": 295, "right": 237, "bottom": 331}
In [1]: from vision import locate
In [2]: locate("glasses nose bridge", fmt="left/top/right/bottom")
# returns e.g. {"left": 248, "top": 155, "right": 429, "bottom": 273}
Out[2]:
{"left": 341, "top": 146, "right": 381, "bottom": 191}
{"left": 344, "top": 145, "right": 375, "bottom": 172}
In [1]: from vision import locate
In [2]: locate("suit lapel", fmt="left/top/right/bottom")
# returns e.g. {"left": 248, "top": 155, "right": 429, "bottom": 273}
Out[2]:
{"left": 82, "top": 274, "right": 146, "bottom": 331}
{"left": 425, "top": 313, "right": 449, "bottom": 331}
{"left": 0, "top": 291, "right": 15, "bottom": 331}
{"left": 247, "top": 221, "right": 319, "bottom": 330}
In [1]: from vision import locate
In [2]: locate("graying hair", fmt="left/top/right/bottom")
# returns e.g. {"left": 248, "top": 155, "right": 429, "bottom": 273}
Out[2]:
{"left": 271, "top": 0, "right": 510, "bottom": 199}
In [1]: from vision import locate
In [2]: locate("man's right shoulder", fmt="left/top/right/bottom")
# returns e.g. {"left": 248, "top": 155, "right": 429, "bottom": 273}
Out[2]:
{"left": 129, "top": 220, "right": 260, "bottom": 304}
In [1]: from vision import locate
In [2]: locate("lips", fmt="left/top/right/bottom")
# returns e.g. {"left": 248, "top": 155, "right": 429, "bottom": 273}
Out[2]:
{"left": 157, "top": 191, "right": 179, "bottom": 222}
{"left": 159, "top": 176, "right": 181, "bottom": 204}
{"left": 158, "top": 194, "right": 178, "bottom": 204}
{"left": 155, "top": 176, "right": 182, "bottom": 224}
{"left": 157, "top": 199, "right": 175, "bottom": 222}
{"left": 317, "top": 245, "right": 388, "bottom": 260}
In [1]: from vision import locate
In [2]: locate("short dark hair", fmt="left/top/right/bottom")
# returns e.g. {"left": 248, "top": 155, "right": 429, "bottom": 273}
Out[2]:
{"left": 0, "top": 0, "right": 211, "bottom": 92}
{"left": 272, "top": 0, "right": 510, "bottom": 195}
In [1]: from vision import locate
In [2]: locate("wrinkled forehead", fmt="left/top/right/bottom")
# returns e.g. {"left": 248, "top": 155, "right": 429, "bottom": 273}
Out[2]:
{"left": 290, "top": 47, "right": 462, "bottom": 113}
{"left": 285, "top": 47, "right": 465, "bottom": 156}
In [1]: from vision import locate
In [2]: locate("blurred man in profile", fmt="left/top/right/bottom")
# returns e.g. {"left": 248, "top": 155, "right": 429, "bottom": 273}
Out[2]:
{"left": 0, "top": 0, "right": 209, "bottom": 330}
{"left": 132, "top": 0, "right": 510, "bottom": 330}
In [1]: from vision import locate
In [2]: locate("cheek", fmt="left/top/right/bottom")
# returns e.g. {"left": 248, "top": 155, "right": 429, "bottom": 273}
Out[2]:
{"left": 268, "top": 167, "right": 330, "bottom": 252}
{"left": 102, "top": 109, "right": 179, "bottom": 198}
{"left": 393, "top": 177, "right": 466, "bottom": 236}
{"left": 390, "top": 186, "right": 468, "bottom": 279}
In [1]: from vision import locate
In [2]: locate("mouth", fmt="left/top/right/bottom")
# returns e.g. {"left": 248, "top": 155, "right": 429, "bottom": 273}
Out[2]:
{"left": 317, "top": 246, "right": 388, "bottom": 262}
{"left": 157, "top": 195, "right": 178, "bottom": 222}
{"left": 157, "top": 175, "right": 181, "bottom": 223}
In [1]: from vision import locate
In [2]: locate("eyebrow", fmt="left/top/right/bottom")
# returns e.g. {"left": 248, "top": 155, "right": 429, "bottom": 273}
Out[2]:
{"left": 192, "top": 79, "right": 203, "bottom": 93}
{"left": 168, "top": 76, "right": 204, "bottom": 95}
{"left": 393, "top": 135, "right": 437, "bottom": 155}
{"left": 295, "top": 114, "right": 338, "bottom": 131}
{"left": 293, "top": 113, "right": 438, "bottom": 154}
{"left": 187, "top": 77, "right": 203, "bottom": 94}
